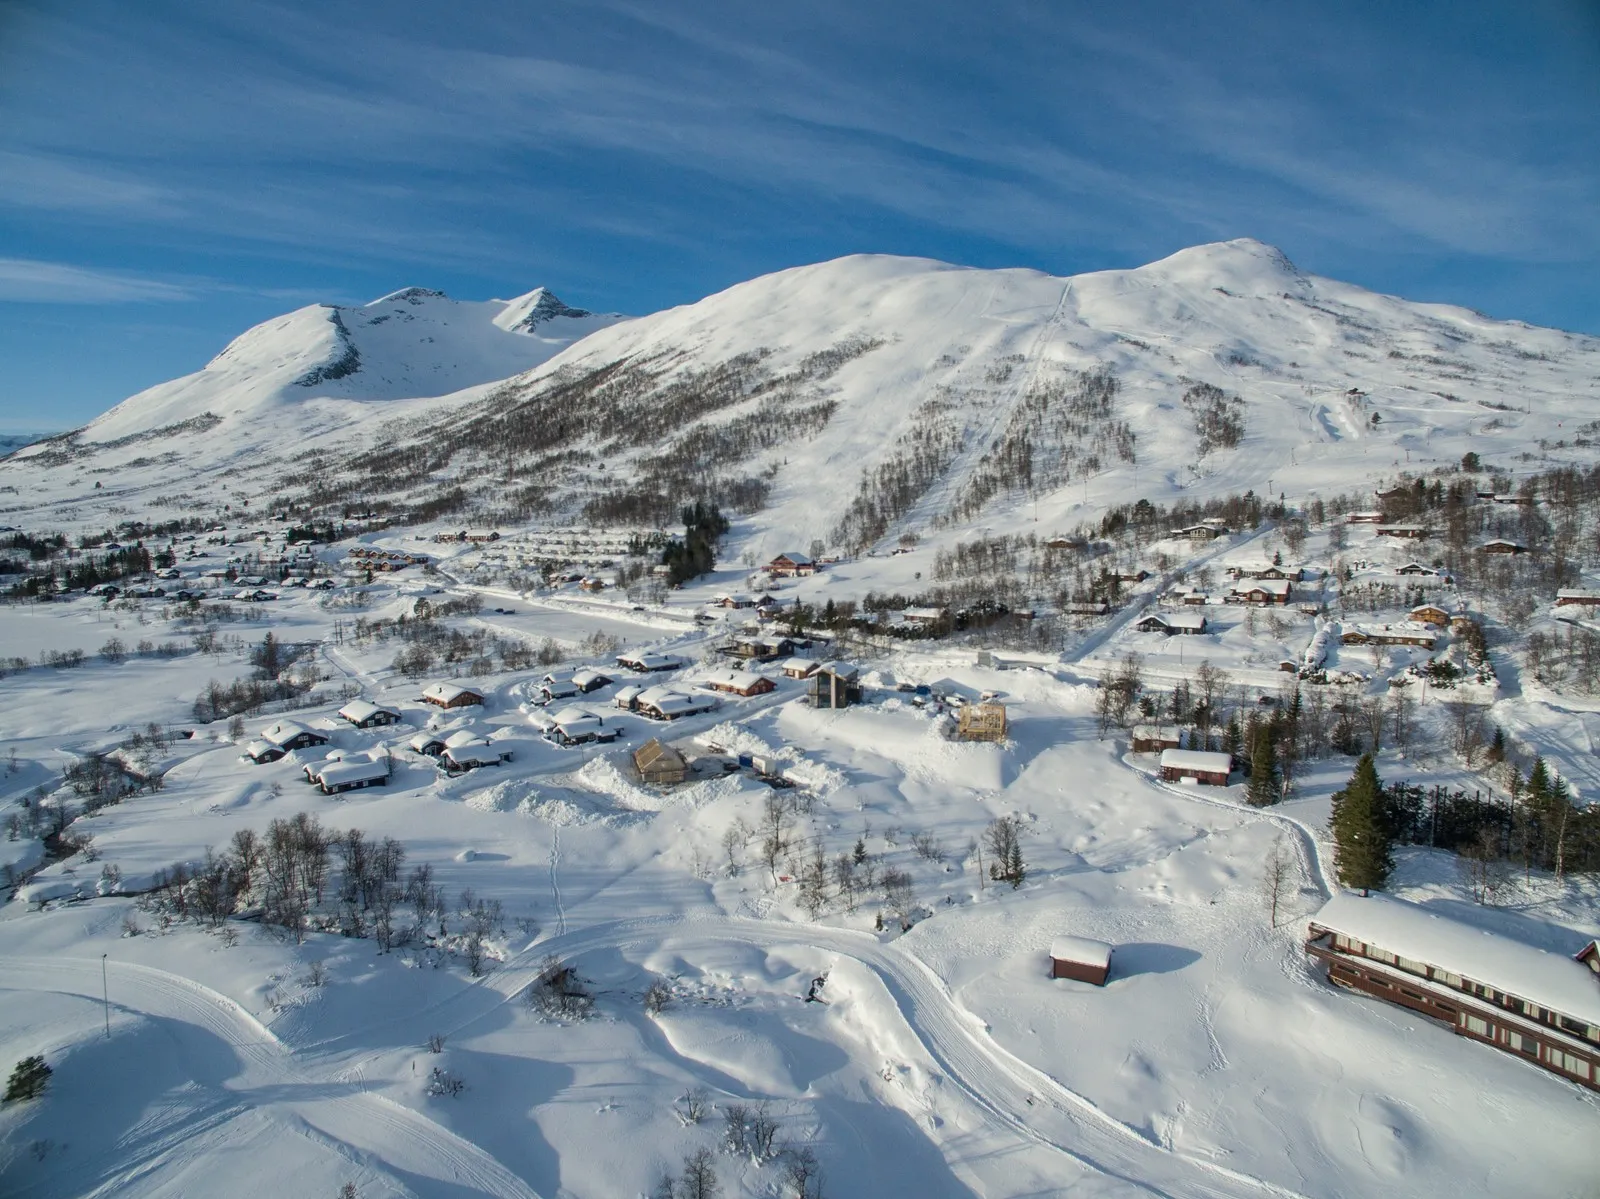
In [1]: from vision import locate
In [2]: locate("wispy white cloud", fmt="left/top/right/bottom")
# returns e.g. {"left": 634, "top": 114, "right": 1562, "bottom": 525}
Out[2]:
{"left": 0, "top": 258, "right": 195, "bottom": 303}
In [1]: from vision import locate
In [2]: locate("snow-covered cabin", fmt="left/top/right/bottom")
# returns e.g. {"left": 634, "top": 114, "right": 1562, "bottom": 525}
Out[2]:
{"left": 616, "top": 650, "right": 683, "bottom": 673}
{"left": 1131, "top": 726, "right": 1181, "bottom": 754}
{"left": 765, "top": 552, "right": 817, "bottom": 577}
{"left": 337, "top": 699, "right": 402, "bottom": 729}
{"left": 808, "top": 662, "right": 861, "bottom": 710}
{"left": 422, "top": 681, "right": 484, "bottom": 709}
{"left": 1050, "top": 936, "right": 1114, "bottom": 986}
{"left": 1306, "top": 891, "right": 1600, "bottom": 1092}
{"left": 1136, "top": 611, "right": 1208, "bottom": 635}
{"left": 1409, "top": 604, "right": 1451, "bottom": 627}
{"left": 441, "top": 740, "right": 510, "bottom": 772}
{"left": 1395, "top": 562, "right": 1439, "bottom": 576}
{"left": 780, "top": 657, "right": 818, "bottom": 679}
{"left": 1229, "top": 578, "right": 1292, "bottom": 605}
{"left": 1555, "top": 590, "right": 1600, "bottom": 607}
{"left": 634, "top": 686, "right": 719, "bottom": 721}
{"left": 613, "top": 684, "right": 644, "bottom": 711}
{"left": 318, "top": 753, "right": 391, "bottom": 795}
{"left": 545, "top": 706, "right": 615, "bottom": 745}
{"left": 570, "top": 668, "right": 612, "bottom": 693}
{"left": 1375, "top": 525, "right": 1430, "bottom": 540}
{"left": 1158, "top": 749, "right": 1232, "bottom": 786}
{"left": 1479, "top": 539, "right": 1529, "bottom": 555}
{"left": 633, "top": 738, "right": 689, "bottom": 786}
{"left": 245, "top": 720, "right": 329, "bottom": 762}
{"left": 1340, "top": 622, "right": 1437, "bottom": 649}
{"left": 703, "top": 670, "right": 777, "bottom": 697}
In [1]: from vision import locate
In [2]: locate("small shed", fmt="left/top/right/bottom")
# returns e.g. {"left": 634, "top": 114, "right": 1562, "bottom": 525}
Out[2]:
{"left": 1050, "top": 936, "right": 1113, "bottom": 986}
{"left": 1159, "top": 748, "right": 1232, "bottom": 786}
{"left": 957, "top": 701, "right": 1008, "bottom": 742}
{"left": 780, "top": 656, "right": 818, "bottom": 679}
{"left": 634, "top": 738, "right": 689, "bottom": 786}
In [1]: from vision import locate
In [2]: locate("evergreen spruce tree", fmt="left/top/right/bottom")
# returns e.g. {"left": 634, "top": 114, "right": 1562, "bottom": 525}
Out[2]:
{"left": 4, "top": 1055, "right": 51, "bottom": 1103}
{"left": 1329, "top": 754, "right": 1393, "bottom": 893}
{"left": 1246, "top": 722, "right": 1280, "bottom": 807}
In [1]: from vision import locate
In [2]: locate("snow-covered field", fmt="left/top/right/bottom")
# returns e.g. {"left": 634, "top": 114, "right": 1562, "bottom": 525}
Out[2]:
{"left": 1, "top": 565, "right": 1594, "bottom": 1199}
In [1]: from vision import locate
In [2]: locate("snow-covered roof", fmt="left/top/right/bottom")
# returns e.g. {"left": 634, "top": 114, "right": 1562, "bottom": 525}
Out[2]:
{"left": 318, "top": 757, "right": 390, "bottom": 787}
{"left": 444, "top": 741, "right": 504, "bottom": 767}
{"left": 1557, "top": 589, "right": 1600, "bottom": 601}
{"left": 780, "top": 656, "right": 817, "bottom": 673}
{"left": 244, "top": 739, "right": 277, "bottom": 759}
{"left": 770, "top": 551, "right": 813, "bottom": 565}
{"left": 408, "top": 730, "right": 444, "bottom": 751}
{"left": 1310, "top": 891, "right": 1600, "bottom": 1028}
{"left": 260, "top": 719, "right": 318, "bottom": 747}
{"left": 817, "top": 660, "right": 859, "bottom": 680}
{"left": 443, "top": 728, "right": 482, "bottom": 749}
{"left": 613, "top": 685, "right": 643, "bottom": 705}
{"left": 338, "top": 699, "right": 398, "bottom": 724}
{"left": 1159, "top": 749, "right": 1232, "bottom": 773}
{"left": 549, "top": 706, "right": 600, "bottom": 730}
{"left": 1231, "top": 578, "right": 1291, "bottom": 596}
{"left": 423, "top": 681, "right": 482, "bottom": 704}
{"left": 1143, "top": 611, "right": 1207, "bottom": 630}
{"left": 1050, "top": 936, "right": 1113, "bottom": 968}
{"left": 570, "top": 668, "right": 609, "bottom": 688}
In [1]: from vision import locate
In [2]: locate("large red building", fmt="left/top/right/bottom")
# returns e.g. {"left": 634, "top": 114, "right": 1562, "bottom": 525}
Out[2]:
{"left": 1306, "top": 891, "right": 1600, "bottom": 1091}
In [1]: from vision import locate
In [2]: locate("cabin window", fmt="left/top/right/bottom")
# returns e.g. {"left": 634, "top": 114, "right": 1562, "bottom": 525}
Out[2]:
{"left": 1435, "top": 970, "right": 1463, "bottom": 988}
{"left": 1370, "top": 948, "right": 1397, "bottom": 965}
{"left": 1561, "top": 1053, "right": 1591, "bottom": 1079}
{"left": 1559, "top": 1016, "right": 1589, "bottom": 1039}
{"left": 1395, "top": 955, "right": 1428, "bottom": 976}
{"left": 1464, "top": 1015, "right": 1491, "bottom": 1037}
{"left": 1506, "top": 1032, "right": 1538, "bottom": 1056}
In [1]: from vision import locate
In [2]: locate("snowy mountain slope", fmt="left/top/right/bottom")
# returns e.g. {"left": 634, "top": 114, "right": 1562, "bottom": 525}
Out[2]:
{"left": 4, "top": 240, "right": 1598, "bottom": 542}
{"left": 28, "top": 287, "right": 626, "bottom": 448}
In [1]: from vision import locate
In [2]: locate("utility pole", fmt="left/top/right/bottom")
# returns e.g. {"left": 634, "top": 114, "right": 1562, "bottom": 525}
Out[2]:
{"left": 102, "top": 954, "right": 110, "bottom": 1039}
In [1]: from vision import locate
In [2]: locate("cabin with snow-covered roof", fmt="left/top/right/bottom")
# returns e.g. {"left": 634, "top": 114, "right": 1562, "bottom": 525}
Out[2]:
{"left": 1136, "top": 611, "right": 1207, "bottom": 635}
{"left": 1158, "top": 749, "right": 1232, "bottom": 786}
{"left": 422, "top": 681, "right": 483, "bottom": 709}
{"left": 1307, "top": 891, "right": 1600, "bottom": 1092}
{"left": 337, "top": 699, "right": 402, "bottom": 729}
{"left": 703, "top": 670, "right": 777, "bottom": 697}
{"left": 765, "top": 552, "right": 817, "bottom": 577}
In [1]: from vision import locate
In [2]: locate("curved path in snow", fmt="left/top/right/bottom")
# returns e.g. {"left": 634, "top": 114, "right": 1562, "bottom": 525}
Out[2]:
{"left": 0, "top": 956, "right": 544, "bottom": 1199}
{"left": 302, "top": 913, "right": 1314, "bottom": 1199}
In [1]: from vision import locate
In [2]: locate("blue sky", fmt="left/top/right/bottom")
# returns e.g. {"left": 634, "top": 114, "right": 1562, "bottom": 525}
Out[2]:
{"left": 1, "top": 0, "right": 1597, "bottom": 433}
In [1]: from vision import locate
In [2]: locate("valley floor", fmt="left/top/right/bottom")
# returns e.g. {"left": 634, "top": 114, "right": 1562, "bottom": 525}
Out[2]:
{"left": 0, "top": 583, "right": 1594, "bottom": 1199}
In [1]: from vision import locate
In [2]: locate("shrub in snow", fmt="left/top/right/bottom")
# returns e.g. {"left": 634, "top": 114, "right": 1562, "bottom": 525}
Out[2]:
{"left": 425, "top": 1067, "right": 465, "bottom": 1097}
{"left": 526, "top": 955, "right": 593, "bottom": 1019}
{"left": 4, "top": 1055, "right": 51, "bottom": 1103}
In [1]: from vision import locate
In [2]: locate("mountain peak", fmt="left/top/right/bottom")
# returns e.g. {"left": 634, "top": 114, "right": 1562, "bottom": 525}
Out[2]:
{"left": 368, "top": 286, "right": 449, "bottom": 306}
{"left": 1137, "top": 238, "right": 1304, "bottom": 294}
{"left": 494, "top": 287, "right": 595, "bottom": 334}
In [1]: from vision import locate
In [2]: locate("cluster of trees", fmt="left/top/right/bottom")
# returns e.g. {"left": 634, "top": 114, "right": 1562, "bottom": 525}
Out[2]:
{"left": 1330, "top": 751, "right": 1600, "bottom": 897}
{"left": 662, "top": 502, "right": 729, "bottom": 585}
{"left": 1181, "top": 382, "right": 1246, "bottom": 458}
{"left": 832, "top": 394, "right": 964, "bottom": 552}
{"left": 136, "top": 817, "right": 506, "bottom": 964}
{"left": 653, "top": 1094, "right": 824, "bottom": 1199}
{"left": 950, "top": 370, "right": 1136, "bottom": 524}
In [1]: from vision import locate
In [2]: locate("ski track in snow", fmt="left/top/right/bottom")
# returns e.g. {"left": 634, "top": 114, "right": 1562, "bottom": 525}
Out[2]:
{"left": 0, "top": 956, "right": 544, "bottom": 1199}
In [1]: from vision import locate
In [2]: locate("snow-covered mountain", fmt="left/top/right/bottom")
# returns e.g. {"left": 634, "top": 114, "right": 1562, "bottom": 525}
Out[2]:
{"left": 56, "top": 286, "right": 626, "bottom": 446}
{"left": 7, "top": 240, "right": 1599, "bottom": 544}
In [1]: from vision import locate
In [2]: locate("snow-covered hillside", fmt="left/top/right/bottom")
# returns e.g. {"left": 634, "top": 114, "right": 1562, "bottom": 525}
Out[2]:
{"left": 0, "top": 287, "right": 624, "bottom": 502}
{"left": 5, "top": 240, "right": 1598, "bottom": 549}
